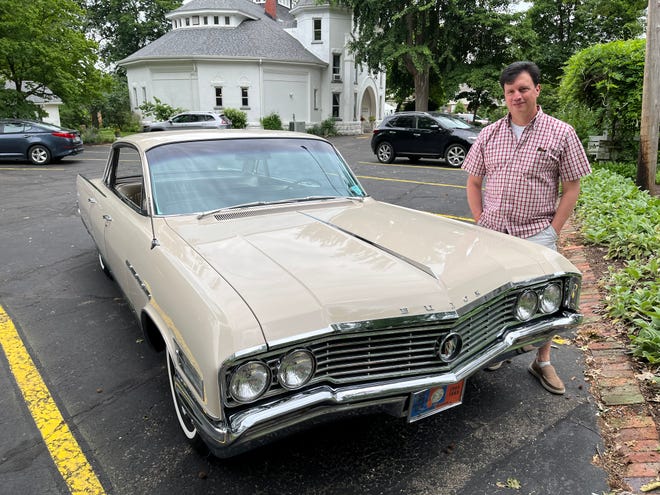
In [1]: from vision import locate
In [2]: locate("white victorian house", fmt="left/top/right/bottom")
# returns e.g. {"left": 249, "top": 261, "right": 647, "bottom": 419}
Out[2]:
{"left": 118, "top": 0, "right": 387, "bottom": 133}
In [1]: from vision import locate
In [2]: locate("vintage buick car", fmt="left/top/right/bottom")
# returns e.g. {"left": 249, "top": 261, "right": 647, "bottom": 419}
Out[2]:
{"left": 77, "top": 130, "right": 582, "bottom": 457}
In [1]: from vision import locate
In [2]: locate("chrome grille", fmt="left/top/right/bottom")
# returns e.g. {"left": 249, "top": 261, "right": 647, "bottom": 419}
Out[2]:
{"left": 224, "top": 287, "right": 531, "bottom": 408}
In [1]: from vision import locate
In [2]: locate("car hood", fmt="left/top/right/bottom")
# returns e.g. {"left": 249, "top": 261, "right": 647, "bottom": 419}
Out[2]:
{"left": 450, "top": 127, "right": 480, "bottom": 139}
{"left": 164, "top": 199, "right": 577, "bottom": 344}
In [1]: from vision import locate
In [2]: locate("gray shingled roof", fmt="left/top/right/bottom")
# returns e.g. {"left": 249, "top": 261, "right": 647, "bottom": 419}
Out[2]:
{"left": 119, "top": 0, "right": 324, "bottom": 66}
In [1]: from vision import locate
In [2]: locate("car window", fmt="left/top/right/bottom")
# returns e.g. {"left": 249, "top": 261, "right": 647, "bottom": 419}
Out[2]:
{"left": 387, "top": 116, "right": 414, "bottom": 129}
{"left": 146, "top": 138, "right": 366, "bottom": 215}
{"left": 2, "top": 122, "right": 25, "bottom": 134}
{"left": 417, "top": 116, "right": 438, "bottom": 130}
{"left": 171, "top": 115, "right": 189, "bottom": 123}
{"left": 435, "top": 115, "right": 472, "bottom": 129}
{"left": 201, "top": 115, "right": 214, "bottom": 122}
{"left": 109, "top": 146, "right": 145, "bottom": 212}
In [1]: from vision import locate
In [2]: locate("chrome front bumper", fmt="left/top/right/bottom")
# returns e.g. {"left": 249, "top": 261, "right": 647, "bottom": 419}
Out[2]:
{"left": 174, "top": 311, "right": 582, "bottom": 457}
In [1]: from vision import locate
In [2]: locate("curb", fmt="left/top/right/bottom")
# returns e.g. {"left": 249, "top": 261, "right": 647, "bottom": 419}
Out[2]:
{"left": 560, "top": 221, "right": 660, "bottom": 494}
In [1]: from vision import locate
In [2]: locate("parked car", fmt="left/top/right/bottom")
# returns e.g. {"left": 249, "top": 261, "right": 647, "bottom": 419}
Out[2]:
{"left": 142, "top": 111, "right": 232, "bottom": 132}
{"left": 0, "top": 119, "right": 84, "bottom": 165}
{"left": 77, "top": 129, "right": 583, "bottom": 457}
{"left": 371, "top": 111, "right": 480, "bottom": 167}
{"left": 455, "top": 113, "right": 490, "bottom": 126}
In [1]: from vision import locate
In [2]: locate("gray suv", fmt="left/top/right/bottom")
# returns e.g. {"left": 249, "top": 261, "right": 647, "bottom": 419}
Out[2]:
{"left": 143, "top": 111, "right": 232, "bottom": 132}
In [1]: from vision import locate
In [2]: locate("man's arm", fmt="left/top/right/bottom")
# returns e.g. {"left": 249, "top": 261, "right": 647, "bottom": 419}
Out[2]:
{"left": 466, "top": 174, "right": 484, "bottom": 223}
{"left": 551, "top": 179, "right": 581, "bottom": 234}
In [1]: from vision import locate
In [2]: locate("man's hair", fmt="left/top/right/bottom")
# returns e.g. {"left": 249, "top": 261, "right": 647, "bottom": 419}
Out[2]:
{"left": 499, "top": 61, "right": 541, "bottom": 88}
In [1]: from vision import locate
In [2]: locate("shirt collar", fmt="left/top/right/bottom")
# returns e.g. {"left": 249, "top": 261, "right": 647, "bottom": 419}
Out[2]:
{"left": 506, "top": 106, "right": 544, "bottom": 130}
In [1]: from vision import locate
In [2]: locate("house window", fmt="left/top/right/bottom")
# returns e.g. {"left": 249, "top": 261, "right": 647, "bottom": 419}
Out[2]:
{"left": 241, "top": 87, "right": 249, "bottom": 108}
{"left": 225, "top": 16, "right": 230, "bottom": 25}
{"left": 313, "top": 18, "right": 322, "bottom": 42}
{"left": 185, "top": 17, "right": 190, "bottom": 26}
{"left": 353, "top": 92, "right": 357, "bottom": 120}
{"left": 192, "top": 16, "right": 199, "bottom": 25}
{"left": 313, "top": 89, "right": 318, "bottom": 110}
{"left": 332, "top": 93, "right": 340, "bottom": 118}
{"left": 215, "top": 87, "right": 223, "bottom": 107}
{"left": 214, "top": 16, "right": 219, "bottom": 24}
{"left": 132, "top": 88, "right": 138, "bottom": 109}
{"left": 141, "top": 87, "right": 147, "bottom": 104}
{"left": 203, "top": 16, "right": 208, "bottom": 25}
{"left": 332, "top": 54, "right": 341, "bottom": 81}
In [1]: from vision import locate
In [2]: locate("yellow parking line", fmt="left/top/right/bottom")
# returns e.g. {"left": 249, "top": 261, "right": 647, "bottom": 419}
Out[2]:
{"left": 356, "top": 160, "right": 467, "bottom": 171}
{"left": 434, "top": 212, "right": 474, "bottom": 222}
{"left": 0, "top": 305, "right": 106, "bottom": 495}
{"left": 357, "top": 174, "right": 466, "bottom": 189}
{"left": 0, "top": 167, "right": 67, "bottom": 171}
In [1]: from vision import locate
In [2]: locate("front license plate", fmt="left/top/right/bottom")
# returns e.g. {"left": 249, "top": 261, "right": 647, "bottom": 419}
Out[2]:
{"left": 408, "top": 380, "right": 466, "bottom": 422}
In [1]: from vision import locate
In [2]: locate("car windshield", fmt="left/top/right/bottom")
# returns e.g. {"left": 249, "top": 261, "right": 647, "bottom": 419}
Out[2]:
{"left": 146, "top": 137, "right": 367, "bottom": 215}
{"left": 432, "top": 115, "right": 472, "bottom": 130}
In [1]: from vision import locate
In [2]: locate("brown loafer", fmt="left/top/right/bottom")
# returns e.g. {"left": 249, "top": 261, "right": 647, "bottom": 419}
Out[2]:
{"left": 528, "top": 360, "right": 565, "bottom": 395}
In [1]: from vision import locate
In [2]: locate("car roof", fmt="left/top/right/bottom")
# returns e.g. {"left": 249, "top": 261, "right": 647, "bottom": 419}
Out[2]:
{"left": 118, "top": 129, "right": 329, "bottom": 152}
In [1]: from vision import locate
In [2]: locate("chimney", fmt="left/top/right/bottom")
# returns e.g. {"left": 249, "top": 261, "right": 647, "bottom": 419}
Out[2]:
{"left": 265, "top": 0, "right": 277, "bottom": 20}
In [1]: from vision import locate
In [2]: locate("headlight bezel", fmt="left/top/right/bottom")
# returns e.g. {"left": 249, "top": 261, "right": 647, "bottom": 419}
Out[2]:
{"left": 277, "top": 349, "right": 316, "bottom": 390}
{"left": 539, "top": 282, "right": 563, "bottom": 314}
{"left": 228, "top": 360, "right": 271, "bottom": 404}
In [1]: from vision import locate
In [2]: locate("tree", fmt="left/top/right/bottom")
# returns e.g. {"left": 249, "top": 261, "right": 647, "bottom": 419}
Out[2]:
{"left": 524, "top": 0, "right": 646, "bottom": 83}
{"left": 333, "top": 0, "right": 522, "bottom": 111}
{"left": 83, "top": 0, "right": 183, "bottom": 65}
{"left": 0, "top": 0, "right": 101, "bottom": 118}
{"left": 559, "top": 39, "right": 645, "bottom": 160}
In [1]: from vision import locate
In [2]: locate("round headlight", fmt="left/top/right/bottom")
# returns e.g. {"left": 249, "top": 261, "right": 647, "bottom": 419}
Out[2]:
{"left": 515, "top": 289, "right": 539, "bottom": 321}
{"left": 540, "top": 283, "right": 562, "bottom": 314}
{"left": 277, "top": 349, "right": 316, "bottom": 389}
{"left": 229, "top": 361, "right": 270, "bottom": 403}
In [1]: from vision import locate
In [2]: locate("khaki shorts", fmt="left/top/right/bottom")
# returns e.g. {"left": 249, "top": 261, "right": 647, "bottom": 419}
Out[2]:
{"left": 524, "top": 225, "right": 558, "bottom": 251}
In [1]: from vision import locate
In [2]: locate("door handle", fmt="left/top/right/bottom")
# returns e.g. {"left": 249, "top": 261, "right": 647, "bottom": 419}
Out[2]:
{"left": 87, "top": 197, "right": 97, "bottom": 204}
{"left": 102, "top": 214, "right": 112, "bottom": 222}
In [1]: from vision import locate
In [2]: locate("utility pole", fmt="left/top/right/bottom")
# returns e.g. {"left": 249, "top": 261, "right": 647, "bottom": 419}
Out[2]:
{"left": 637, "top": 0, "right": 660, "bottom": 194}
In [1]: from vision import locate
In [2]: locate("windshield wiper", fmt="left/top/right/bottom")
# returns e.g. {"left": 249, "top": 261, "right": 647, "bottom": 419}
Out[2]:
{"left": 197, "top": 196, "right": 361, "bottom": 219}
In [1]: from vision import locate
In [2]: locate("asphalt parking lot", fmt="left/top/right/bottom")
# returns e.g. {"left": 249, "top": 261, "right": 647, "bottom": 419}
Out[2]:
{"left": 0, "top": 136, "right": 610, "bottom": 495}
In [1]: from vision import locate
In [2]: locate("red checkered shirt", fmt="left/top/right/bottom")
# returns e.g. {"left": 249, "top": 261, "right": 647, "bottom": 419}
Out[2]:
{"left": 462, "top": 108, "right": 591, "bottom": 238}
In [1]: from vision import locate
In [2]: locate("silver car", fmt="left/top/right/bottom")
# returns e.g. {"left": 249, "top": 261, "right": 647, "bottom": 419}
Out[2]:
{"left": 143, "top": 111, "right": 232, "bottom": 132}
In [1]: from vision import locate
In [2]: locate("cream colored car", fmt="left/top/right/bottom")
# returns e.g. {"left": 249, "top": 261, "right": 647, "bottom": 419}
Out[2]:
{"left": 77, "top": 130, "right": 582, "bottom": 457}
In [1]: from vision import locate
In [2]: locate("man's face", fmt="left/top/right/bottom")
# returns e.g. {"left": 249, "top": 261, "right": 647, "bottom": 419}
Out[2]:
{"left": 503, "top": 71, "right": 540, "bottom": 124}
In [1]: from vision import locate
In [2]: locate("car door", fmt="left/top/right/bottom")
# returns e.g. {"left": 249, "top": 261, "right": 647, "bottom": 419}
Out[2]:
{"left": 384, "top": 115, "right": 416, "bottom": 154}
{"left": 101, "top": 145, "right": 153, "bottom": 311}
{"left": 414, "top": 115, "right": 447, "bottom": 155}
{"left": 0, "top": 121, "right": 28, "bottom": 159}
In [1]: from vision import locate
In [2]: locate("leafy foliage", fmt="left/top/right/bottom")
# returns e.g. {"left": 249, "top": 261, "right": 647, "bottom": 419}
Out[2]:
{"left": 0, "top": 0, "right": 101, "bottom": 117}
{"left": 558, "top": 39, "right": 645, "bottom": 160}
{"left": 575, "top": 168, "right": 660, "bottom": 362}
{"left": 138, "top": 97, "right": 184, "bottom": 122}
{"left": 223, "top": 108, "right": 248, "bottom": 129}
{"left": 307, "top": 118, "right": 338, "bottom": 137}
{"left": 260, "top": 113, "right": 283, "bottom": 130}
{"left": 83, "top": 0, "right": 183, "bottom": 65}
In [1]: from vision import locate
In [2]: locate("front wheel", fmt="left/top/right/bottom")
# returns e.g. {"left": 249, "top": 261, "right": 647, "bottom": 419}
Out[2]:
{"left": 444, "top": 143, "right": 467, "bottom": 168}
{"left": 28, "top": 145, "right": 51, "bottom": 165}
{"left": 375, "top": 142, "right": 396, "bottom": 163}
{"left": 167, "top": 351, "right": 208, "bottom": 453}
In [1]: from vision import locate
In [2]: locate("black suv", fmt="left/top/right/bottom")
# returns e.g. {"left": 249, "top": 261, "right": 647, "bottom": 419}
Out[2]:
{"left": 370, "top": 111, "right": 480, "bottom": 167}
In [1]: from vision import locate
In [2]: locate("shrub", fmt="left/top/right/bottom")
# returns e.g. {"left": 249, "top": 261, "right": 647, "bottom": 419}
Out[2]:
{"left": 81, "top": 127, "right": 116, "bottom": 144}
{"left": 223, "top": 108, "right": 248, "bottom": 129}
{"left": 138, "top": 97, "right": 184, "bottom": 121}
{"left": 575, "top": 167, "right": 660, "bottom": 362}
{"left": 308, "top": 118, "right": 338, "bottom": 137}
{"left": 260, "top": 112, "right": 283, "bottom": 130}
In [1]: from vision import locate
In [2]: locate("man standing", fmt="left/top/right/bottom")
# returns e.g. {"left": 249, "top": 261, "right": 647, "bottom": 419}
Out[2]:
{"left": 462, "top": 61, "right": 591, "bottom": 395}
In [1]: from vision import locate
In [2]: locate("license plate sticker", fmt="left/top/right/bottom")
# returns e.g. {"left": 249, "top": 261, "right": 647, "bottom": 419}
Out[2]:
{"left": 408, "top": 380, "right": 466, "bottom": 422}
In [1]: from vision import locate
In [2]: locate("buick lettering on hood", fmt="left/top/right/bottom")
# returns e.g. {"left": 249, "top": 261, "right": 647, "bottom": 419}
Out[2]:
{"left": 76, "top": 130, "right": 582, "bottom": 457}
